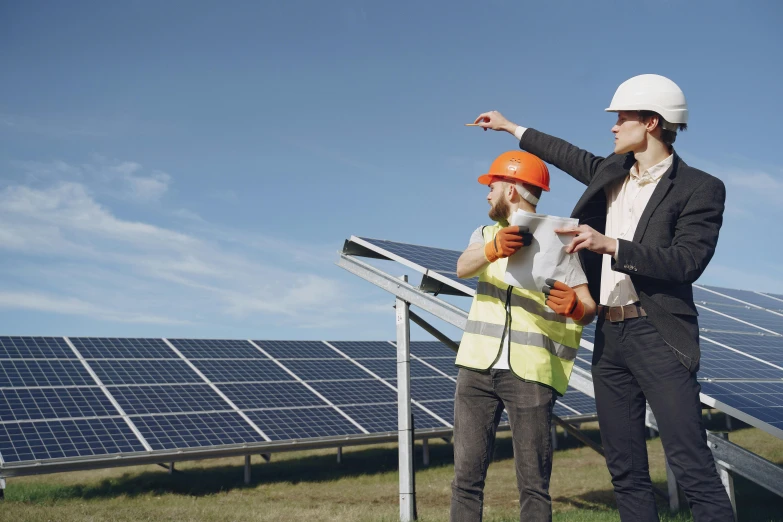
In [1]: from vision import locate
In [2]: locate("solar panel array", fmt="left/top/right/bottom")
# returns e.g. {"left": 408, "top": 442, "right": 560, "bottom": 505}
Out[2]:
{"left": 0, "top": 337, "right": 596, "bottom": 473}
{"left": 345, "top": 238, "right": 783, "bottom": 439}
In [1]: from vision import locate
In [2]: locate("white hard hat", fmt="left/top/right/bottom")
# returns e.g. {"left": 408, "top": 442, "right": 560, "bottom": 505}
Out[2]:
{"left": 605, "top": 74, "right": 688, "bottom": 131}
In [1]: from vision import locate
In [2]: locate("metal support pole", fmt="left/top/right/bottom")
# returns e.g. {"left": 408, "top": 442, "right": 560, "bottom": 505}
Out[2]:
{"left": 396, "top": 276, "right": 416, "bottom": 522}
{"left": 244, "top": 455, "right": 251, "bottom": 485}
{"left": 261, "top": 453, "right": 271, "bottom": 462}
{"left": 422, "top": 439, "right": 429, "bottom": 467}
{"left": 0, "top": 477, "right": 5, "bottom": 500}
{"left": 551, "top": 426, "right": 558, "bottom": 450}
{"left": 665, "top": 457, "right": 687, "bottom": 513}
{"left": 169, "top": 462, "right": 174, "bottom": 475}
{"left": 715, "top": 433, "right": 737, "bottom": 520}
{"left": 725, "top": 414, "right": 733, "bottom": 431}
{"left": 337, "top": 447, "right": 342, "bottom": 464}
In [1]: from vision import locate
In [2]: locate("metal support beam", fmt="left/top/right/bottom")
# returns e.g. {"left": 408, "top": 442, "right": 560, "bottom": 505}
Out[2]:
{"left": 244, "top": 455, "right": 251, "bottom": 485}
{"left": 0, "top": 477, "right": 5, "bottom": 500}
{"left": 396, "top": 277, "right": 416, "bottom": 522}
{"left": 422, "top": 439, "right": 429, "bottom": 467}
{"left": 707, "top": 431, "right": 783, "bottom": 498}
{"left": 714, "top": 433, "right": 737, "bottom": 520}
{"left": 338, "top": 254, "right": 468, "bottom": 330}
{"left": 408, "top": 309, "right": 459, "bottom": 353}
{"left": 169, "top": 461, "right": 174, "bottom": 475}
{"left": 337, "top": 447, "right": 342, "bottom": 464}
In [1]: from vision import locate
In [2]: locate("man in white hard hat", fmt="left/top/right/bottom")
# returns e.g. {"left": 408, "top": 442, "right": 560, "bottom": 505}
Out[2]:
{"left": 471, "top": 74, "right": 734, "bottom": 521}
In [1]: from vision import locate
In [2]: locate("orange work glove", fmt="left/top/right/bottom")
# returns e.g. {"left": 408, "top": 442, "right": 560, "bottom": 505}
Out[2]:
{"left": 484, "top": 226, "right": 532, "bottom": 263}
{"left": 542, "top": 278, "right": 585, "bottom": 321}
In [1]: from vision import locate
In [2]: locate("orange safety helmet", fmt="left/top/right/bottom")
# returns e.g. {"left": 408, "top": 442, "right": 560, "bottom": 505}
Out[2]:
{"left": 477, "top": 151, "right": 550, "bottom": 191}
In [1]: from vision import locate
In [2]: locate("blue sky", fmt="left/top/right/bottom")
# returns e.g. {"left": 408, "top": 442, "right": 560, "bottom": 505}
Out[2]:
{"left": 1, "top": 1, "right": 781, "bottom": 341}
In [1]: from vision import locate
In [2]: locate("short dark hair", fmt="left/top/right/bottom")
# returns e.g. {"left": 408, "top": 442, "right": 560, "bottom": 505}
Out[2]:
{"left": 639, "top": 110, "right": 687, "bottom": 146}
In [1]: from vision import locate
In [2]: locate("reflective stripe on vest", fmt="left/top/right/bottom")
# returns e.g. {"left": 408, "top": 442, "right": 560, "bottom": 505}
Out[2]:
{"left": 455, "top": 222, "right": 583, "bottom": 395}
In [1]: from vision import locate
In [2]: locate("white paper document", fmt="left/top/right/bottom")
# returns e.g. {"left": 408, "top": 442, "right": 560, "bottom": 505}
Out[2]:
{"left": 503, "top": 210, "right": 580, "bottom": 292}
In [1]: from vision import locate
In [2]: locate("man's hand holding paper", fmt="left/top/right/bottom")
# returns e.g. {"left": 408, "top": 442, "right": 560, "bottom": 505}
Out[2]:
{"left": 503, "top": 210, "right": 587, "bottom": 293}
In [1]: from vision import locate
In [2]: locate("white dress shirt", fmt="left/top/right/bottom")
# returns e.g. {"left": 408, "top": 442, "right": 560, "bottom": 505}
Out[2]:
{"left": 601, "top": 155, "right": 672, "bottom": 305}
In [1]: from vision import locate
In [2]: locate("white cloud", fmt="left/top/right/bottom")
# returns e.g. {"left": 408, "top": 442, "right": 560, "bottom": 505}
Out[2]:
{"left": 0, "top": 179, "right": 378, "bottom": 328}
{"left": 13, "top": 157, "right": 172, "bottom": 203}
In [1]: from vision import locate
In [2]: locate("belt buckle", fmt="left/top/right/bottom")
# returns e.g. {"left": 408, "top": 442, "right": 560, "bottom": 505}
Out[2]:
{"left": 608, "top": 305, "right": 625, "bottom": 322}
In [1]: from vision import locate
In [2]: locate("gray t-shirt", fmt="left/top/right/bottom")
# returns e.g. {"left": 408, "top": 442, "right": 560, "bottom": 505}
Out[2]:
{"left": 468, "top": 226, "right": 588, "bottom": 288}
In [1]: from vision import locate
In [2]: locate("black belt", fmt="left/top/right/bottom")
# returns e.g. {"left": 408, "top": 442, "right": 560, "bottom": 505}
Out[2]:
{"left": 598, "top": 303, "right": 647, "bottom": 323}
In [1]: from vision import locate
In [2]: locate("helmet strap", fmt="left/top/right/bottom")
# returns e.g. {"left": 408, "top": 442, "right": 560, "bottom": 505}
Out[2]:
{"left": 514, "top": 183, "right": 539, "bottom": 206}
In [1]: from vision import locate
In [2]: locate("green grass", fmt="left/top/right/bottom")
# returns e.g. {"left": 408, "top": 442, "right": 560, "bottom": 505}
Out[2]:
{"left": 2, "top": 414, "right": 782, "bottom": 521}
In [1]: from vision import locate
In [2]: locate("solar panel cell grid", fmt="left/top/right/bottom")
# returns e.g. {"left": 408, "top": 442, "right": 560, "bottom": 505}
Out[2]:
{"left": 415, "top": 400, "right": 454, "bottom": 427}
{"left": 246, "top": 407, "right": 364, "bottom": 440}
{"left": 190, "top": 359, "right": 295, "bottom": 383}
{"left": 0, "top": 337, "right": 75, "bottom": 359}
{"left": 218, "top": 382, "right": 326, "bottom": 410}
{"left": 410, "top": 377, "right": 457, "bottom": 402}
{"left": 89, "top": 360, "right": 203, "bottom": 385}
{"left": 0, "top": 360, "right": 96, "bottom": 387}
{"left": 133, "top": 412, "right": 265, "bottom": 450}
{"left": 357, "top": 359, "right": 442, "bottom": 379}
{"left": 167, "top": 339, "right": 267, "bottom": 359}
{"left": 70, "top": 338, "right": 177, "bottom": 359}
{"left": 111, "top": 384, "right": 232, "bottom": 415}
{"left": 326, "top": 341, "right": 396, "bottom": 359}
{"left": 309, "top": 379, "right": 397, "bottom": 406}
{"left": 409, "top": 341, "right": 457, "bottom": 358}
{"left": 0, "top": 387, "right": 119, "bottom": 422}
{"left": 252, "top": 340, "right": 340, "bottom": 360}
{"left": 416, "top": 357, "right": 458, "bottom": 377}
{"left": 697, "top": 285, "right": 783, "bottom": 313}
{"left": 0, "top": 418, "right": 145, "bottom": 463}
{"left": 280, "top": 359, "right": 372, "bottom": 381}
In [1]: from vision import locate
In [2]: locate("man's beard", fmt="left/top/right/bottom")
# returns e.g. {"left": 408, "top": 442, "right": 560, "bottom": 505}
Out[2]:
{"left": 488, "top": 197, "right": 510, "bottom": 222}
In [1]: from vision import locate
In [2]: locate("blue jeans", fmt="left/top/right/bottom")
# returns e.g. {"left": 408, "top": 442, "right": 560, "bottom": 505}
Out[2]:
{"left": 450, "top": 368, "right": 556, "bottom": 522}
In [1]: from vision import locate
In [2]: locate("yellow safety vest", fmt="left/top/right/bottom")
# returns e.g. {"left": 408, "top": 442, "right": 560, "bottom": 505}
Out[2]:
{"left": 455, "top": 222, "right": 582, "bottom": 395}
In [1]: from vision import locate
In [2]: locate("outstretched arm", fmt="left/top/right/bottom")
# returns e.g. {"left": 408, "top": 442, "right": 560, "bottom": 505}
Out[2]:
{"left": 472, "top": 111, "right": 608, "bottom": 186}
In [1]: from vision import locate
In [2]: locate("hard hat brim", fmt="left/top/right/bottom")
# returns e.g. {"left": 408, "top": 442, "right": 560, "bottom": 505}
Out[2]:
{"left": 477, "top": 174, "right": 550, "bottom": 191}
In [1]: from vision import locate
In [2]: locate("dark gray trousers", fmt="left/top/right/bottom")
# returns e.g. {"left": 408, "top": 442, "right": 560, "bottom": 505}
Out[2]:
{"left": 593, "top": 315, "right": 735, "bottom": 521}
{"left": 450, "top": 368, "right": 556, "bottom": 522}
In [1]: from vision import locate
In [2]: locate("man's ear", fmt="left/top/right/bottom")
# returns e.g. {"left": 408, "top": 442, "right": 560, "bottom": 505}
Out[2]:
{"left": 645, "top": 113, "right": 660, "bottom": 133}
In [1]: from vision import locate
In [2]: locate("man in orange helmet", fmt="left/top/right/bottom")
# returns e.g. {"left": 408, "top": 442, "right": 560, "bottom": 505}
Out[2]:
{"left": 451, "top": 150, "right": 596, "bottom": 522}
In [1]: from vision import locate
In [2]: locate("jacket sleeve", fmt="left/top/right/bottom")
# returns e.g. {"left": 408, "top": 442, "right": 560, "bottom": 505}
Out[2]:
{"left": 520, "top": 128, "right": 607, "bottom": 186}
{"left": 612, "top": 176, "right": 725, "bottom": 284}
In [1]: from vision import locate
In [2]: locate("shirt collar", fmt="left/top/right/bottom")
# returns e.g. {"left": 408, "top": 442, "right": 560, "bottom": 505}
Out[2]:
{"left": 630, "top": 154, "right": 673, "bottom": 186}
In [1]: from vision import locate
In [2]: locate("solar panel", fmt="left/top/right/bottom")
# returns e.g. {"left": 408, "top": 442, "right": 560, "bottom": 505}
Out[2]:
{"left": 0, "top": 388, "right": 118, "bottom": 422}
{"left": 345, "top": 237, "right": 476, "bottom": 296}
{"left": 340, "top": 403, "right": 449, "bottom": 432}
{"left": 0, "top": 418, "right": 145, "bottom": 463}
{"left": 280, "top": 359, "right": 373, "bottom": 381}
{"left": 109, "top": 384, "right": 232, "bottom": 415}
{"left": 0, "top": 360, "right": 96, "bottom": 387}
{"left": 252, "top": 340, "right": 340, "bottom": 360}
{"left": 0, "top": 337, "right": 74, "bottom": 359}
{"left": 70, "top": 337, "right": 176, "bottom": 359}
{"left": 697, "top": 285, "right": 783, "bottom": 313}
{"left": 415, "top": 356, "right": 458, "bottom": 378}
{"left": 410, "top": 377, "right": 457, "bottom": 401}
{"left": 700, "top": 381, "right": 783, "bottom": 438}
{"left": 326, "top": 340, "right": 397, "bottom": 359}
{"left": 556, "top": 389, "right": 597, "bottom": 418}
{"left": 167, "top": 339, "right": 267, "bottom": 359}
{"left": 217, "top": 382, "right": 327, "bottom": 410}
{"left": 309, "top": 379, "right": 398, "bottom": 405}
{"left": 89, "top": 359, "right": 203, "bottom": 385}
{"left": 245, "top": 407, "right": 364, "bottom": 440}
{"left": 357, "top": 359, "right": 443, "bottom": 379}
{"left": 190, "top": 359, "right": 295, "bottom": 383}
{"left": 410, "top": 341, "right": 456, "bottom": 358}
{"left": 132, "top": 412, "right": 266, "bottom": 450}
{"left": 415, "top": 400, "right": 455, "bottom": 426}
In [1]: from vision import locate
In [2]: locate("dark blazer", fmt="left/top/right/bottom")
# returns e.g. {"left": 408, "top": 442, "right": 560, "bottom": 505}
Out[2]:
{"left": 519, "top": 129, "right": 726, "bottom": 372}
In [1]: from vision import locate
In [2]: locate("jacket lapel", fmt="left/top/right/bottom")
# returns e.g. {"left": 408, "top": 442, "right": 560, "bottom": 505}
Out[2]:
{"left": 571, "top": 154, "right": 634, "bottom": 218}
{"left": 632, "top": 153, "right": 680, "bottom": 243}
